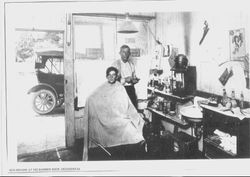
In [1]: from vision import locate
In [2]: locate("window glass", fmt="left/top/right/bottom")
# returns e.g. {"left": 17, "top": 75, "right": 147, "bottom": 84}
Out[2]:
{"left": 74, "top": 16, "right": 116, "bottom": 61}
{"left": 74, "top": 16, "right": 149, "bottom": 61}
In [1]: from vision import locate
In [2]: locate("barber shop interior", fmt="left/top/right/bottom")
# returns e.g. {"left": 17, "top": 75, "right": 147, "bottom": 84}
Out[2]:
{"left": 4, "top": 2, "right": 250, "bottom": 163}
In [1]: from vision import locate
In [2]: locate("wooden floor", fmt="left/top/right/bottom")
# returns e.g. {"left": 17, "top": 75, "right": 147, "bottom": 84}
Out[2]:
{"left": 18, "top": 138, "right": 204, "bottom": 162}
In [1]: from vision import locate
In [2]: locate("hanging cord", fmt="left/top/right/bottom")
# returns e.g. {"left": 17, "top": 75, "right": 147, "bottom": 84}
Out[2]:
{"left": 143, "top": 23, "right": 162, "bottom": 45}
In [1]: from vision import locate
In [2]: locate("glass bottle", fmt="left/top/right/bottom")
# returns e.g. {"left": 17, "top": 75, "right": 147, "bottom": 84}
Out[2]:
{"left": 166, "top": 84, "right": 170, "bottom": 94}
{"left": 172, "top": 74, "right": 177, "bottom": 94}
{"left": 148, "top": 89, "right": 155, "bottom": 108}
{"left": 221, "top": 88, "right": 228, "bottom": 107}
{"left": 152, "top": 74, "right": 155, "bottom": 88}
{"left": 158, "top": 76, "right": 163, "bottom": 91}
{"left": 154, "top": 74, "right": 158, "bottom": 89}
{"left": 159, "top": 124, "right": 165, "bottom": 137}
{"left": 151, "top": 88, "right": 156, "bottom": 98}
{"left": 162, "top": 98, "right": 169, "bottom": 114}
{"left": 240, "top": 91, "right": 244, "bottom": 109}
{"left": 149, "top": 74, "right": 153, "bottom": 87}
{"left": 169, "top": 76, "right": 173, "bottom": 94}
{"left": 231, "top": 90, "right": 237, "bottom": 108}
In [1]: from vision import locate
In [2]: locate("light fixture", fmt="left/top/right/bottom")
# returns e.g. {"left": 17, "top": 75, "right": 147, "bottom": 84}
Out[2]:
{"left": 117, "top": 13, "right": 138, "bottom": 34}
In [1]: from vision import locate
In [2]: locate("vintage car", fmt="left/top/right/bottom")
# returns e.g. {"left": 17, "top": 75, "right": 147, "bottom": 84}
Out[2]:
{"left": 28, "top": 50, "right": 64, "bottom": 114}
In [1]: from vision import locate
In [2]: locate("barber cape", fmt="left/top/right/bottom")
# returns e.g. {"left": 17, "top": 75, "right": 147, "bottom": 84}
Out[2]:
{"left": 84, "top": 81, "right": 144, "bottom": 148}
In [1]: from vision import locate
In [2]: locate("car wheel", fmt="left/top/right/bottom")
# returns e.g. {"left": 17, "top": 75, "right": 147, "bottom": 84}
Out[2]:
{"left": 32, "top": 89, "right": 56, "bottom": 115}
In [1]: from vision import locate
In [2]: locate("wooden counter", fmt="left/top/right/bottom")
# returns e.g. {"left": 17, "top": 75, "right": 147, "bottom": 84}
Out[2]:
{"left": 200, "top": 104, "right": 250, "bottom": 120}
{"left": 201, "top": 104, "right": 250, "bottom": 158}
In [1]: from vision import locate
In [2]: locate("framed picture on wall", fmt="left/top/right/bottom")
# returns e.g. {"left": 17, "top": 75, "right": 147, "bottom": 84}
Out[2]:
{"left": 229, "top": 28, "right": 246, "bottom": 60}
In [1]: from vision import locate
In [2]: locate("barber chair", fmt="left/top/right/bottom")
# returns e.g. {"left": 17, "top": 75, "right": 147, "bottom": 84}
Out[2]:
{"left": 82, "top": 115, "right": 146, "bottom": 161}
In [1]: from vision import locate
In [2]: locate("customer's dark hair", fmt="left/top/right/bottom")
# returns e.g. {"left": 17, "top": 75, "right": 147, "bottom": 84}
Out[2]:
{"left": 120, "top": 44, "right": 130, "bottom": 51}
{"left": 106, "top": 66, "right": 118, "bottom": 77}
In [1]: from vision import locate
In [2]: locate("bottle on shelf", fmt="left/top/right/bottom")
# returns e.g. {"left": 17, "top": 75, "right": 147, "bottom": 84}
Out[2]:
{"left": 231, "top": 90, "right": 237, "bottom": 108}
{"left": 158, "top": 76, "right": 164, "bottom": 91}
{"left": 171, "top": 73, "right": 176, "bottom": 94}
{"left": 162, "top": 74, "right": 168, "bottom": 92}
{"left": 152, "top": 75, "right": 155, "bottom": 87}
{"left": 158, "top": 97, "right": 163, "bottom": 111}
{"left": 166, "top": 84, "right": 170, "bottom": 94}
{"left": 240, "top": 91, "right": 244, "bottom": 109}
{"left": 149, "top": 74, "right": 153, "bottom": 87}
{"left": 162, "top": 98, "right": 169, "bottom": 114}
{"left": 221, "top": 88, "right": 229, "bottom": 107}
{"left": 154, "top": 73, "right": 159, "bottom": 89}
{"left": 159, "top": 124, "right": 165, "bottom": 136}
{"left": 169, "top": 76, "right": 173, "bottom": 94}
{"left": 151, "top": 88, "right": 156, "bottom": 98}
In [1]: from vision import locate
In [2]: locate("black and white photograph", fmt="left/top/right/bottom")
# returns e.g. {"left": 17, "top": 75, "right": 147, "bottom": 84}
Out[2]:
{"left": 1, "top": 0, "right": 250, "bottom": 176}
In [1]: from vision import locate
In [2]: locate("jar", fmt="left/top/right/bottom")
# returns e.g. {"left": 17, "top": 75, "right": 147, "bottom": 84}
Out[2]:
{"left": 162, "top": 99, "right": 168, "bottom": 114}
{"left": 166, "top": 101, "right": 171, "bottom": 113}
{"left": 158, "top": 100, "right": 163, "bottom": 111}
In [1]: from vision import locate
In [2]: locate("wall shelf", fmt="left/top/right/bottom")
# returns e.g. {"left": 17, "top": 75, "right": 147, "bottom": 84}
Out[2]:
{"left": 147, "top": 87, "right": 194, "bottom": 103}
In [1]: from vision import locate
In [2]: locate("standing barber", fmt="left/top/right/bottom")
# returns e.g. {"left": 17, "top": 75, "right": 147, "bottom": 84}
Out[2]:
{"left": 112, "top": 45, "right": 139, "bottom": 109}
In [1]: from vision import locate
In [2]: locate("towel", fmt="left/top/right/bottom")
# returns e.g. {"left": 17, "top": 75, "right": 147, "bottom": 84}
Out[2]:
{"left": 214, "top": 129, "right": 236, "bottom": 154}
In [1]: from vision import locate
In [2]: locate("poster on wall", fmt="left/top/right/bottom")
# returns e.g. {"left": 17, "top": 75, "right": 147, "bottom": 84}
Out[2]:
{"left": 229, "top": 28, "right": 246, "bottom": 60}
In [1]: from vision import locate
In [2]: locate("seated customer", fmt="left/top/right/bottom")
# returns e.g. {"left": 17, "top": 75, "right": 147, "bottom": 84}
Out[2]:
{"left": 84, "top": 66, "right": 145, "bottom": 160}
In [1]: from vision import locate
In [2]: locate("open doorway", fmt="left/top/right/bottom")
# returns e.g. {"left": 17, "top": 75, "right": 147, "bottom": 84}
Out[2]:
{"left": 12, "top": 29, "right": 66, "bottom": 160}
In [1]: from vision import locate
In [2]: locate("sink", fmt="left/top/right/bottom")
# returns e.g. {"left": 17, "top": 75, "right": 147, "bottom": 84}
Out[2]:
{"left": 180, "top": 105, "right": 203, "bottom": 123}
{"left": 180, "top": 105, "right": 203, "bottom": 139}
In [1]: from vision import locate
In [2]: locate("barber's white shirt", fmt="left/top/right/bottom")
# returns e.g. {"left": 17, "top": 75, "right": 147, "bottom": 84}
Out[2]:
{"left": 112, "top": 59, "right": 136, "bottom": 86}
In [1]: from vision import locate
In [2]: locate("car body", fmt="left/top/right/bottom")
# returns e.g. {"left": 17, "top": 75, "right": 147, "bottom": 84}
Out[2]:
{"left": 28, "top": 50, "right": 64, "bottom": 114}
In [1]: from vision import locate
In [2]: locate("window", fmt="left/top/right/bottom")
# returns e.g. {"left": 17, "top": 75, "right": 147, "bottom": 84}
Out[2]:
{"left": 74, "top": 16, "right": 116, "bottom": 61}
{"left": 74, "top": 15, "right": 149, "bottom": 61}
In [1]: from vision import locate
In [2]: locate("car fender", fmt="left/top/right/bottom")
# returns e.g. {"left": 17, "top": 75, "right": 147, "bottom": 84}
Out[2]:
{"left": 27, "top": 83, "right": 59, "bottom": 99}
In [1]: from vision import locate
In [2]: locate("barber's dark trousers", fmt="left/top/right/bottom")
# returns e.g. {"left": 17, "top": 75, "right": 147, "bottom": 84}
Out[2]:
{"left": 124, "top": 85, "right": 137, "bottom": 109}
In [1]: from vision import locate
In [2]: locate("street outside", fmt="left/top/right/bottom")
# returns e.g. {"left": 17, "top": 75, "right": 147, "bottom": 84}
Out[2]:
{"left": 10, "top": 63, "right": 65, "bottom": 155}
